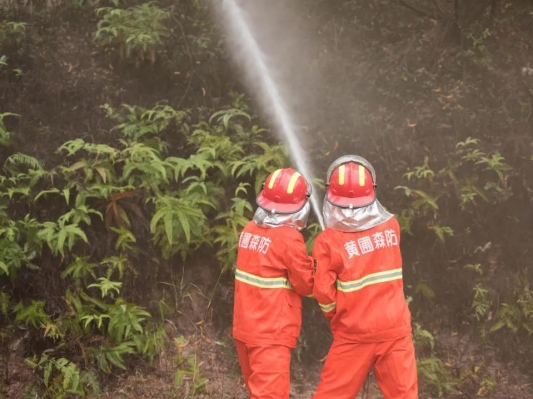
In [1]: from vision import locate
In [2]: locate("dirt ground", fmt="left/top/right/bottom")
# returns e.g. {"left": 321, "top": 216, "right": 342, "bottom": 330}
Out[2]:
{"left": 90, "top": 325, "right": 533, "bottom": 399}
{"left": 3, "top": 279, "right": 532, "bottom": 399}
{"left": 3, "top": 318, "right": 533, "bottom": 399}
{"left": 99, "top": 325, "right": 533, "bottom": 399}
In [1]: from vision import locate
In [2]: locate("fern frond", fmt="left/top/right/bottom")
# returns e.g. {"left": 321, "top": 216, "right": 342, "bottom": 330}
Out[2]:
{"left": 5, "top": 153, "right": 44, "bottom": 171}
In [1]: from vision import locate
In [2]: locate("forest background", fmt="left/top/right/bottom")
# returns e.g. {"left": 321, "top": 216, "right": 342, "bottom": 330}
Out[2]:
{"left": 1, "top": 0, "right": 533, "bottom": 397}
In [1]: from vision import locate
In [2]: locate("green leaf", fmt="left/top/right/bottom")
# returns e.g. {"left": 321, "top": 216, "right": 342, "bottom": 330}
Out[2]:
{"left": 489, "top": 321, "right": 506, "bottom": 333}
{"left": 44, "top": 360, "right": 52, "bottom": 387}
{"left": 34, "top": 188, "right": 60, "bottom": 202}
{"left": 164, "top": 211, "right": 174, "bottom": 246}
{"left": 149, "top": 208, "right": 166, "bottom": 233}
{"left": 0, "top": 261, "right": 9, "bottom": 276}
{"left": 176, "top": 209, "right": 191, "bottom": 243}
{"left": 88, "top": 277, "right": 122, "bottom": 298}
{"left": 63, "top": 188, "right": 70, "bottom": 205}
{"left": 175, "top": 369, "right": 185, "bottom": 388}
{"left": 57, "top": 228, "right": 67, "bottom": 256}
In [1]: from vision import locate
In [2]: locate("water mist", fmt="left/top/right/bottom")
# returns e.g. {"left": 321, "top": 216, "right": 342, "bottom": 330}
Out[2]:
{"left": 216, "top": 0, "right": 325, "bottom": 230}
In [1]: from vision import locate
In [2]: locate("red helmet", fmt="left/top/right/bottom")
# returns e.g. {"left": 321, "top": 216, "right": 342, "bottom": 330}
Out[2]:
{"left": 326, "top": 161, "right": 376, "bottom": 208}
{"left": 257, "top": 168, "right": 310, "bottom": 213}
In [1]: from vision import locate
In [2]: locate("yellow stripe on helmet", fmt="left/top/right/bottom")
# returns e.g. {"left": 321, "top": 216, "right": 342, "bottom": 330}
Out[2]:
{"left": 268, "top": 169, "right": 282, "bottom": 189}
{"left": 359, "top": 164, "right": 365, "bottom": 186}
{"left": 338, "top": 165, "right": 345, "bottom": 185}
{"left": 287, "top": 172, "right": 302, "bottom": 194}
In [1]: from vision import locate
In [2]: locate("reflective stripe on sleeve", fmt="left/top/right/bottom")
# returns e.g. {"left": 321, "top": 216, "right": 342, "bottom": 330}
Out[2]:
{"left": 318, "top": 301, "right": 337, "bottom": 313}
{"left": 235, "top": 269, "right": 293, "bottom": 290}
{"left": 337, "top": 268, "right": 402, "bottom": 293}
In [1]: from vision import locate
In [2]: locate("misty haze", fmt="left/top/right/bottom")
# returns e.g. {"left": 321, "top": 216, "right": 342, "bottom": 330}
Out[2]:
{"left": 0, "top": 0, "right": 532, "bottom": 398}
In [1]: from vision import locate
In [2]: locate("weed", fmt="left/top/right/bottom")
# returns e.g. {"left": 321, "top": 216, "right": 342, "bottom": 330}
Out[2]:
{"left": 173, "top": 336, "right": 209, "bottom": 397}
{"left": 95, "top": 3, "right": 170, "bottom": 65}
{"left": 413, "top": 323, "right": 458, "bottom": 397}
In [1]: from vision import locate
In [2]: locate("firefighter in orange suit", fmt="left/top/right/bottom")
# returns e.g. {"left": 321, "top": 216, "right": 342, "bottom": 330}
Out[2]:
{"left": 233, "top": 168, "right": 315, "bottom": 399}
{"left": 311, "top": 155, "right": 418, "bottom": 399}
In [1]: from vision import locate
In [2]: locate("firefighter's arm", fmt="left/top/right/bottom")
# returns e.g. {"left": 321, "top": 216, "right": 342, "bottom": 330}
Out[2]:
{"left": 284, "top": 235, "right": 314, "bottom": 297}
{"left": 312, "top": 235, "right": 337, "bottom": 320}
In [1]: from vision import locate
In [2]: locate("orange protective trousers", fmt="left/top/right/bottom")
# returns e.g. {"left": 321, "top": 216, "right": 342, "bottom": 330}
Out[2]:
{"left": 235, "top": 339, "right": 291, "bottom": 399}
{"left": 312, "top": 336, "right": 418, "bottom": 399}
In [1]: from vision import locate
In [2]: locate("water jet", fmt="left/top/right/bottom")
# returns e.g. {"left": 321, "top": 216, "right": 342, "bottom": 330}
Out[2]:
{"left": 216, "top": 0, "right": 325, "bottom": 230}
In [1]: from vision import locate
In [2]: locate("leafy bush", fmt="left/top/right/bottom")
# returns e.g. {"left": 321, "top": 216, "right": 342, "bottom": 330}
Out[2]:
{"left": 0, "top": 20, "right": 26, "bottom": 48}
{"left": 396, "top": 134, "right": 533, "bottom": 376}
{"left": 0, "top": 112, "right": 18, "bottom": 147}
{"left": 396, "top": 137, "right": 513, "bottom": 307}
{"left": 95, "top": 2, "right": 170, "bottom": 64}
{"left": 0, "top": 98, "right": 286, "bottom": 394}
{"left": 413, "top": 323, "right": 458, "bottom": 397}
{"left": 26, "top": 354, "right": 100, "bottom": 398}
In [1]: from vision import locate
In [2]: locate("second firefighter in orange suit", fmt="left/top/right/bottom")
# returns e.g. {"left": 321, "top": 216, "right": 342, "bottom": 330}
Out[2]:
{"left": 233, "top": 168, "right": 315, "bottom": 399}
{"left": 312, "top": 155, "right": 418, "bottom": 399}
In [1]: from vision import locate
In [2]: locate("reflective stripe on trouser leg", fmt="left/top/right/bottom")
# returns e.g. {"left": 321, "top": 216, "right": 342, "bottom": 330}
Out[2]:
{"left": 246, "top": 344, "right": 291, "bottom": 399}
{"left": 312, "top": 340, "right": 375, "bottom": 399}
{"left": 373, "top": 336, "right": 418, "bottom": 399}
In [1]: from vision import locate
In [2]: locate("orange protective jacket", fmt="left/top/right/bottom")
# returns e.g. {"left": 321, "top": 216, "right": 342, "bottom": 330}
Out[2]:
{"left": 312, "top": 217, "right": 412, "bottom": 343}
{"left": 233, "top": 221, "right": 314, "bottom": 348}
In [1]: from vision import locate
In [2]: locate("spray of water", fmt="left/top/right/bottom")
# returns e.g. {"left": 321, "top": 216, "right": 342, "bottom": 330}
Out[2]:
{"left": 217, "top": 0, "right": 325, "bottom": 230}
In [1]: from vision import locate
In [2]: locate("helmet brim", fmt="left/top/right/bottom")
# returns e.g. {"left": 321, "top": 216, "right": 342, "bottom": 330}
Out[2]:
{"left": 326, "top": 191, "right": 376, "bottom": 208}
{"left": 256, "top": 191, "right": 308, "bottom": 214}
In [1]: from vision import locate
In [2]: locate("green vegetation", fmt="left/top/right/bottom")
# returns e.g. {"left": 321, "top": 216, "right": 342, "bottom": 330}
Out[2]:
{"left": 1, "top": 0, "right": 533, "bottom": 396}
{"left": 0, "top": 98, "right": 285, "bottom": 395}
{"left": 95, "top": 2, "right": 171, "bottom": 64}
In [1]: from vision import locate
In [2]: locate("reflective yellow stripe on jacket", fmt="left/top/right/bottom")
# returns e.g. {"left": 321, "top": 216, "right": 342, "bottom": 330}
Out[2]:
{"left": 318, "top": 301, "right": 336, "bottom": 313}
{"left": 337, "top": 268, "right": 403, "bottom": 293}
{"left": 235, "top": 269, "right": 293, "bottom": 290}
